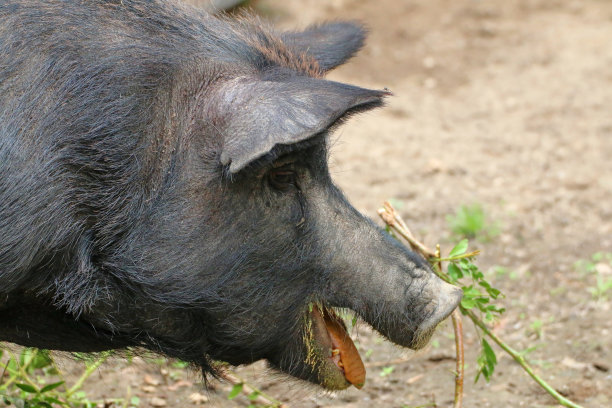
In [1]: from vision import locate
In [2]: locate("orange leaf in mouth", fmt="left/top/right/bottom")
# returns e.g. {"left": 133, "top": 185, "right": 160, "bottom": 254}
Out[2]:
{"left": 310, "top": 305, "right": 366, "bottom": 389}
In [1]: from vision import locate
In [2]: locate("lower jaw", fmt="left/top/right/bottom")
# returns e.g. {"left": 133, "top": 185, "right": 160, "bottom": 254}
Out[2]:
{"left": 318, "top": 361, "right": 353, "bottom": 390}
{"left": 305, "top": 340, "right": 353, "bottom": 390}
{"left": 278, "top": 305, "right": 437, "bottom": 390}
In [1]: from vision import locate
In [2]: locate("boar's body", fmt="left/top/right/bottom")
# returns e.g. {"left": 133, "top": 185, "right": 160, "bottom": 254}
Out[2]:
{"left": 0, "top": 0, "right": 461, "bottom": 390}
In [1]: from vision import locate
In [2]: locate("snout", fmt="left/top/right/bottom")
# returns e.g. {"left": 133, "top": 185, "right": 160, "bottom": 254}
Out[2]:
{"left": 410, "top": 280, "right": 462, "bottom": 349}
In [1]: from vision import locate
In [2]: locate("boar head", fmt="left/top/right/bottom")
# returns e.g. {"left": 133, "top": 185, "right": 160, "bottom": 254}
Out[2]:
{"left": 114, "top": 21, "right": 463, "bottom": 390}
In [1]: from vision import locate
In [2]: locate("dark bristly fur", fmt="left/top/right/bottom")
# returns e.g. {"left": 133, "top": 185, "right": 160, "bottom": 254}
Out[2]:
{"left": 0, "top": 0, "right": 461, "bottom": 389}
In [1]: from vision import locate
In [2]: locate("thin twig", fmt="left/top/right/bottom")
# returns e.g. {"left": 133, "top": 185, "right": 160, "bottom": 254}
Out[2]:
{"left": 451, "top": 309, "right": 464, "bottom": 408}
{"left": 434, "top": 251, "right": 481, "bottom": 262}
{"left": 11, "top": 350, "right": 40, "bottom": 391}
{"left": 437, "top": 243, "right": 464, "bottom": 408}
{"left": 378, "top": 203, "right": 434, "bottom": 258}
{"left": 221, "top": 370, "right": 288, "bottom": 408}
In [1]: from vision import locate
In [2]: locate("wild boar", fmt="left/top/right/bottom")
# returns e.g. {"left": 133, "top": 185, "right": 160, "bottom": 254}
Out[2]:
{"left": 0, "top": 0, "right": 461, "bottom": 390}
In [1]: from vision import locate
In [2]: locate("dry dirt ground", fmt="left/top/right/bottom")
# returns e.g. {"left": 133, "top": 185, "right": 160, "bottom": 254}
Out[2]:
{"left": 4, "top": 0, "right": 612, "bottom": 407}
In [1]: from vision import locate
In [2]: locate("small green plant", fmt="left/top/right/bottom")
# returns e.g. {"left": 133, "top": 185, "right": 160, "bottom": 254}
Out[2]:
{"left": 222, "top": 371, "right": 284, "bottom": 408}
{"left": 575, "top": 252, "right": 612, "bottom": 300}
{"left": 529, "top": 319, "right": 544, "bottom": 339}
{"left": 574, "top": 251, "right": 612, "bottom": 274}
{"left": 446, "top": 203, "right": 499, "bottom": 241}
{"left": 589, "top": 274, "right": 612, "bottom": 300}
{"left": 379, "top": 365, "right": 395, "bottom": 377}
{"left": 0, "top": 348, "right": 117, "bottom": 408}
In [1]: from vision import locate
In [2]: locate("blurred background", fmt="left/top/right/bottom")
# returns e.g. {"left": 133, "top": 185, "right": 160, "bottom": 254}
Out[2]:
{"left": 4, "top": 1, "right": 611, "bottom": 407}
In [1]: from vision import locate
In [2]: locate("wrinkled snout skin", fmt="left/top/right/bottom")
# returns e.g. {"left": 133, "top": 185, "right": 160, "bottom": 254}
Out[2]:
{"left": 0, "top": 0, "right": 462, "bottom": 390}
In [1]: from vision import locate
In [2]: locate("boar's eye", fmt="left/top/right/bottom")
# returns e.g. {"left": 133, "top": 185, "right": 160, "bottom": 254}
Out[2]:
{"left": 268, "top": 168, "right": 298, "bottom": 191}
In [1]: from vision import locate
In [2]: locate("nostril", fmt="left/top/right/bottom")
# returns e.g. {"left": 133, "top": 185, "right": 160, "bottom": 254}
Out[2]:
{"left": 407, "top": 282, "right": 462, "bottom": 350}
{"left": 439, "top": 284, "right": 463, "bottom": 319}
{"left": 421, "top": 282, "right": 462, "bottom": 331}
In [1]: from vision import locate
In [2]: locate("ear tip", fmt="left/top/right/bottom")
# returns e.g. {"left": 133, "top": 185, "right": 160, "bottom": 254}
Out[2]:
{"left": 322, "top": 20, "right": 367, "bottom": 35}
{"left": 381, "top": 87, "right": 393, "bottom": 96}
{"left": 282, "top": 20, "right": 368, "bottom": 72}
{"left": 314, "top": 20, "right": 368, "bottom": 48}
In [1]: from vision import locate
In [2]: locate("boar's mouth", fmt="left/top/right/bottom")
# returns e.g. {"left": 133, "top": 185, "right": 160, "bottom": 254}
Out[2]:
{"left": 303, "top": 305, "right": 365, "bottom": 390}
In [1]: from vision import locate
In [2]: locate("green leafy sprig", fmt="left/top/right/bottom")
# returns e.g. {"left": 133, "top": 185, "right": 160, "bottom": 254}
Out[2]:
{"left": 378, "top": 201, "right": 585, "bottom": 408}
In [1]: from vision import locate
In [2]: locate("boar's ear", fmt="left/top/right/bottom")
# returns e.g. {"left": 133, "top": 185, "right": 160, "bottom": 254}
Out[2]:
{"left": 216, "top": 77, "right": 389, "bottom": 174}
{"left": 281, "top": 22, "right": 366, "bottom": 72}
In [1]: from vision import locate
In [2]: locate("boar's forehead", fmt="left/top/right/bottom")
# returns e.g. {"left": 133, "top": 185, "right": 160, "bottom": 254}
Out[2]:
{"left": 210, "top": 75, "right": 389, "bottom": 174}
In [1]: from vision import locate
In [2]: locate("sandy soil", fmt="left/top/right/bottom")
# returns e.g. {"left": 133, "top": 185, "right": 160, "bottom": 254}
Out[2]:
{"left": 5, "top": 1, "right": 612, "bottom": 407}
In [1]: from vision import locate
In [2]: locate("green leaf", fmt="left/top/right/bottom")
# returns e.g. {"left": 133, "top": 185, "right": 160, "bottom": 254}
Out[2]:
{"left": 42, "top": 396, "right": 63, "bottom": 405}
{"left": 227, "top": 383, "right": 243, "bottom": 400}
{"left": 478, "top": 281, "right": 490, "bottom": 289}
{"left": 462, "top": 286, "right": 482, "bottom": 298}
{"left": 130, "top": 396, "right": 141, "bottom": 406}
{"left": 482, "top": 339, "right": 497, "bottom": 366}
{"left": 472, "top": 268, "right": 484, "bottom": 280}
{"left": 73, "top": 391, "right": 87, "bottom": 399}
{"left": 460, "top": 298, "right": 477, "bottom": 309}
{"left": 448, "top": 263, "right": 463, "bottom": 281}
{"left": 15, "top": 383, "right": 38, "bottom": 394}
{"left": 39, "top": 381, "right": 64, "bottom": 393}
{"left": 379, "top": 366, "right": 395, "bottom": 377}
{"left": 352, "top": 316, "right": 358, "bottom": 327}
{"left": 475, "top": 338, "right": 497, "bottom": 383}
{"left": 248, "top": 391, "right": 260, "bottom": 401}
{"left": 479, "top": 281, "right": 501, "bottom": 298}
{"left": 449, "top": 239, "right": 469, "bottom": 258}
